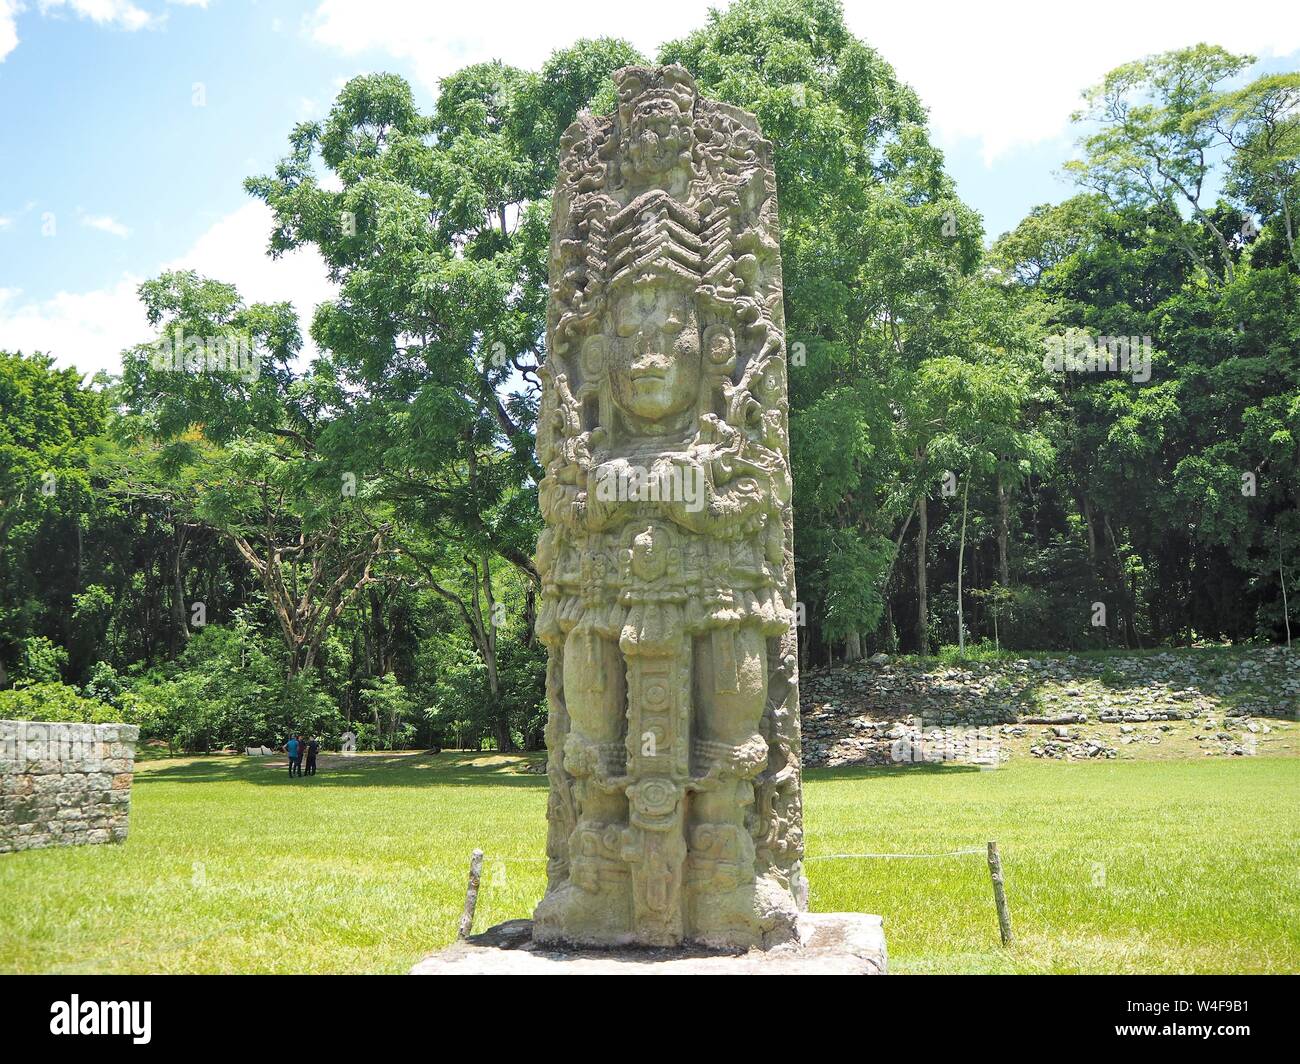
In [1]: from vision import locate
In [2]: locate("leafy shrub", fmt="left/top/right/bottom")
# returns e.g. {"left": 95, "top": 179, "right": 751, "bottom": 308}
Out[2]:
{"left": 82, "top": 660, "right": 125, "bottom": 706}
{"left": 123, "top": 617, "right": 344, "bottom": 752}
{"left": 0, "top": 681, "right": 123, "bottom": 723}
{"left": 14, "top": 636, "right": 68, "bottom": 685}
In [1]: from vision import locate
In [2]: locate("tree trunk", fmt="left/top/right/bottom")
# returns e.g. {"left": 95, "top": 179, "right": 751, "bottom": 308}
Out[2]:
{"left": 916, "top": 494, "right": 929, "bottom": 656}
{"left": 474, "top": 551, "right": 513, "bottom": 753}
{"left": 370, "top": 588, "right": 386, "bottom": 674}
{"left": 997, "top": 474, "right": 1010, "bottom": 588}
{"left": 524, "top": 583, "right": 537, "bottom": 648}
{"left": 844, "top": 630, "right": 862, "bottom": 662}
{"left": 172, "top": 524, "right": 190, "bottom": 650}
{"left": 1081, "top": 494, "right": 1097, "bottom": 567}
{"left": 1102, "top": 515, "right": 1140, "bottom": 649}
{"left": 1280, "top": 527, "right": 1293, "bottom": 648}
{"left": 957, "top": 472, "right": 971, "bottom": 655}
{"left": 875, "top": 499, "right": 918, "bottom": 629}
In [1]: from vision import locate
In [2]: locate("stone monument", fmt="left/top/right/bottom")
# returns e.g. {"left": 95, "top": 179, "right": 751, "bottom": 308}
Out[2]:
{"left": 531, "top": 64, "right": 805, "bottom": 950}
{"left": 412, "top": 66, "right": 886, "bottom": 974}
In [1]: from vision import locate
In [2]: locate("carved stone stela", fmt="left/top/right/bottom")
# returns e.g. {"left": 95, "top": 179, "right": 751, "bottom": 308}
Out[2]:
{"left": 533, "top": 65, "right": 805, "bottom": 949}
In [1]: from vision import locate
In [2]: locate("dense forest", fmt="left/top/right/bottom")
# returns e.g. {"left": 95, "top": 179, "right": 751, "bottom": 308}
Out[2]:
{"left": 1, "top": 0, "right": 1296, "bottom": 753}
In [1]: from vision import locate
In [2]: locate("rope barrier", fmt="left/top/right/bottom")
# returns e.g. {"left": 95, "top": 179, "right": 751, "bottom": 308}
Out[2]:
{"left": 488, "top": 850, "right": 988, "bottom": 862}
{"left": 460, "top": 843, "right": 1013, "bottom": 947}
{"left": 806, "top": 848, "right": 986, "bottom": 860}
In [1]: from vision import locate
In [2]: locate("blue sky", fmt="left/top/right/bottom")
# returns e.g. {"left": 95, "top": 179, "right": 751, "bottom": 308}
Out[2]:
{"left": 2, "top": 0, "right": 1297, "bottom": 376}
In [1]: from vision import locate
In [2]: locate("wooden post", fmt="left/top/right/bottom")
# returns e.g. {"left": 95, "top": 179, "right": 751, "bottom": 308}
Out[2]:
{"left": 458, "top": 848, "right": 485, "bottom": 940}
{"left": 987, "top": 841, "right": 1013, "bottom": 946}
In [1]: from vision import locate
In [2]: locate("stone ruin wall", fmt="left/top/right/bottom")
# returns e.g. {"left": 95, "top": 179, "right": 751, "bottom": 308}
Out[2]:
{"left": 0, "top": 720, "right": 138, "bottom": 853}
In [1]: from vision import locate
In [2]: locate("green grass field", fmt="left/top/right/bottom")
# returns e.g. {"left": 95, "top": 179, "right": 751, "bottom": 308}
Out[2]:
{"left": 1, "top": 751, "right": 1296, "bottom": 973}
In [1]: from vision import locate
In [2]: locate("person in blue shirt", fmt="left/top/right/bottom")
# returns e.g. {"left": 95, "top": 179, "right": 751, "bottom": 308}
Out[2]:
{"left": 286, "top": 735, "right": 301, "bottom": 777}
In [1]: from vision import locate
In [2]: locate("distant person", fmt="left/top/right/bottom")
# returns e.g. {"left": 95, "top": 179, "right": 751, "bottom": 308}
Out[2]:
{"left": 286, "top": 734, "right": 301, "bottom": 777}
{"left": 305, "top": 736, "right": 319, "bottom": 776}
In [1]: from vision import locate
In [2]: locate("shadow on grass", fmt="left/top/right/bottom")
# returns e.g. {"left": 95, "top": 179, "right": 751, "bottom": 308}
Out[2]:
{"left": 136, "top": 753, "right": 990, "bottom": 790}
{"left": 134, "top": 752, "right": 550, "bottom": 790}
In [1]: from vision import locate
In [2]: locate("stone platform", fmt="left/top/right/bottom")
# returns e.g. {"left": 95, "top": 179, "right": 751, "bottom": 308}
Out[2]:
{"left": 410, "top": 912, "right": 886, "bottom": 975}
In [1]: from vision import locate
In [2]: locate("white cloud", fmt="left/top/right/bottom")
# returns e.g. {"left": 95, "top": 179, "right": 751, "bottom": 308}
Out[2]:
{"left": 80, "top": 213, "right": 131, "bottom": 238}
{"left": 845, "top": 0, "right": 1300, "bottom": 163}
{"left": 306, "top": 0, "right": 698, "bottom": 94}
{"left": 0, "top": 202, "right": 335, "bottom": 378}
{"left": 305, "top": 0, "right": 1300, "bottom": 162}
{"left": 3, "top": 0, "right": 211, "bottom": 61}
{"left": 0, "top": 0, "right": 19, "bottom": 62}
{"left": 0, "top": 216, "right": 12, "bottom": 230}
{"left": 37, "top": 0, "right": 154, "bottom": 32}
{"left": 0, "top": 275, "right": 148, "bottom": 376}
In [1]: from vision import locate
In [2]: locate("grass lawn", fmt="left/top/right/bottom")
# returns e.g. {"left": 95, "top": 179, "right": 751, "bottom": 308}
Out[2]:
{"left": 0, "top": 751, "right": 1296, "bottom": 973}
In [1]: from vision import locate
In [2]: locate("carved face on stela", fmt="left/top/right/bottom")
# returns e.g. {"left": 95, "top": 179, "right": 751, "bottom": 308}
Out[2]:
{"left": 627, "top": 100, "right": 692, "bottom": 181}
{"left": 617, "top": 66, "right": 697, "bottom": 195}
{"left": 609, "top": 278, "right": 702, "bottom": 430}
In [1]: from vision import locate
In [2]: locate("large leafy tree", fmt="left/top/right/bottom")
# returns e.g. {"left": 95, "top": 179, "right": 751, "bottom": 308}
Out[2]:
{"left": 0, "top": 352, "right": 107, "bottom": 686}
{"left": 244, "top": 42, "right": 644, "bottom": 744}
{"left": 245, "top": 0, "right": 1024, "bottom": 664}
{"left": 1067, "top": 44, "right": 1255, "bottom": 285}
{"left": 1211, "top": 72, "right": 1300, "bottom": 271}
{"left": 660, "top": 0, "right": 990, "bottom": 657}
{"left": 119, "top": 271, "right": 393, "bottom": 677}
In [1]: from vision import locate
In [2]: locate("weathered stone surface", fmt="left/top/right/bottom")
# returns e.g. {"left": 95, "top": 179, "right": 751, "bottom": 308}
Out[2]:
{"left": 0, "top": 720, "right": 138, "bottom": 854}
{"left": 534, "top": 65, "right": 803, "bottom": 950}
{"left": 411, "top": 914, "right": 885, "bottom": 975}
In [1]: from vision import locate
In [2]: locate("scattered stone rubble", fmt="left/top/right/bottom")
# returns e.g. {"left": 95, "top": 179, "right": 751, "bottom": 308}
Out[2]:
{"left": 799, "top": 647, "right": 1297, "bottom": 768}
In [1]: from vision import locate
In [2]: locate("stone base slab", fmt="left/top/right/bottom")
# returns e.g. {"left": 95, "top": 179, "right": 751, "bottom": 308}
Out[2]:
{"left": 410, "top": 912, "right": 886, "bottom": 975}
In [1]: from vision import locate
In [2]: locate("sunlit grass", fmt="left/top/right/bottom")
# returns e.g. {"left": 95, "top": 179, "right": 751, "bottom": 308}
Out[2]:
{"left": 806, "top": 758, "right": 1299, "bottom": 973}
{"left": 0, "top": 752, "right": 1295, "bottom": 973}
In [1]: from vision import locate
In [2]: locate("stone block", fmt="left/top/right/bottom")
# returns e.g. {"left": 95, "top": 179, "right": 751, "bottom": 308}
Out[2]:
{"left": 412, "top": 914, "right": 886, "bottom": 975}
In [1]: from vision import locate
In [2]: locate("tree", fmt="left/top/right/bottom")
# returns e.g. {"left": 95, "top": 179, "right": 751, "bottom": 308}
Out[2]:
{"left": 119, "top": 271, "right": 393, "bottom": 677}
{"left": 0, "top": 352, "right": 106, "bottom": 687}
{"left": 1210, "top": 72, "right": 1300, "bottom": 270}
{"left": 661, "top": 0, "right": 984, "bottom": 660}
{"left": 1067, "top": 45, "right": 1255, "bottom": 285}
